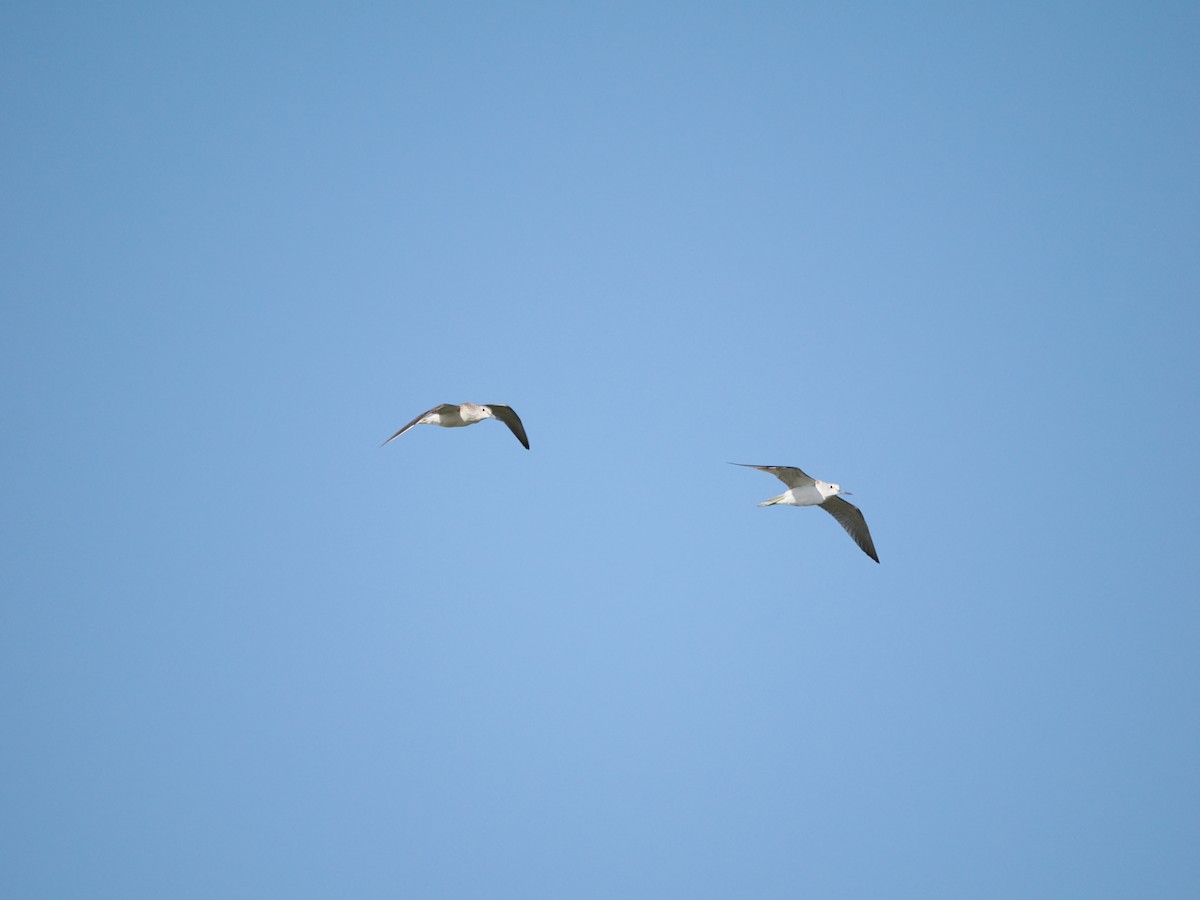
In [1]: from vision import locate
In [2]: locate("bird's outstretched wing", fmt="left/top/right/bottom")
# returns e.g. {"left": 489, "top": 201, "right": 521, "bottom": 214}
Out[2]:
{"left": 486, "top": 404, "right": 530, "bottom": 449}
{"left": 731, "top": 463, "right": 815, "bottom": 490}
{"left": 819, "top": 495, "right": 880, "bottom": 563}
{"left": 381, "top": 403, "right": 456, "bottom": 447}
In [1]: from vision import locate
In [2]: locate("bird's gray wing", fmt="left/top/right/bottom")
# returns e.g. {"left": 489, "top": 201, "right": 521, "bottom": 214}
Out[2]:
{"left": 381, "top": 403, "right": 456, "bottom": 447}
{"left": 731, "top": 463, "right": 815, "bottom": 489}
{"left": 819, "top": 495, "right": 880, "bottom": 563}
{"left": 486, "top": 404, "right": 530, "bottom": 449}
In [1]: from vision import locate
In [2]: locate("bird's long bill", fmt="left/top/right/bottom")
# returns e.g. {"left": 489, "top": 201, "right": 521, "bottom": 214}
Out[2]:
{"left": 841, "top": 490, "right": 852, "bottom": 495}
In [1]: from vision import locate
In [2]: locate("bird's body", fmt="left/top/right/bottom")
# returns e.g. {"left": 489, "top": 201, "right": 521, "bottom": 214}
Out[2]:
{"left": 382, "top": 402, "right": 530, "bottom": 449}
{"left": 734, "top": 463, "right": 879, "bottom": 563}
{"left": 412, "top": 403, "right": 490, "bottom": 429}
{"left": 758, "top": 479, "right": 832, "bottom": 508}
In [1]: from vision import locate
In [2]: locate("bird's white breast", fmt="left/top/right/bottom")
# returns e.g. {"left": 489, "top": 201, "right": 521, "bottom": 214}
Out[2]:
{"left": 784, "top": 484, "right": 826, "bottom": 506}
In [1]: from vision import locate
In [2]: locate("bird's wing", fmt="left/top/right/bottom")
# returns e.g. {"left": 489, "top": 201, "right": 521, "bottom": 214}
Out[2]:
{"left": 380, "top": 403, "right": 456, "bottom": 447}
{"left": 819, "top": 495, "right": 880, "bottom": 563}
{"left": 731, "top": 463, "right": 815, "bottom": 489}
{"left": 486, "top": 405, "right": 530, "bottom": 449}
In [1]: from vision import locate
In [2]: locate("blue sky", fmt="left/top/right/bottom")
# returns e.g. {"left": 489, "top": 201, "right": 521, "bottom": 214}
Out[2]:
{"left": 3, "top": 2, "right": 1198, "bottom": 897}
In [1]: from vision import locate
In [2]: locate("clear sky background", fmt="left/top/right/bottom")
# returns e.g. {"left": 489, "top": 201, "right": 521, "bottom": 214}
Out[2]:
{"left": 3, "top": 2, "right": 1198, "bottom": 897}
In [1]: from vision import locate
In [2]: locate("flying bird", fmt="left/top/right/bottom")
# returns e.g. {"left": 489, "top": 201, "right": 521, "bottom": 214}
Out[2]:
{"left": 734, "top": 463, "right": 879, "bottom": 562}
{"left": 382, "top": 403, "right": 530, "bottom": 449}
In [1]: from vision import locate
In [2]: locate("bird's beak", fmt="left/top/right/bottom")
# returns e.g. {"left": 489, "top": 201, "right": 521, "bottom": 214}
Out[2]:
{"left": 841, "top": 490, "right": 852, "bottom": 495}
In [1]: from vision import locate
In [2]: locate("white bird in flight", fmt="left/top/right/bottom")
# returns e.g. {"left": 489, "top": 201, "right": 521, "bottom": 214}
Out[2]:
{"left": 734, "top": 463, "right": 879, "bottom": 563}
{"left": 382, "top": 403, "right": 530, "bottom": 449}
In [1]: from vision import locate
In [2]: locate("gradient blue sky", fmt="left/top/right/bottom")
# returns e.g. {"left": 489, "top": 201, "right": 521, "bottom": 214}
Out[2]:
{"left": 3, "top": 2, "right": 1198, "bottom": 897}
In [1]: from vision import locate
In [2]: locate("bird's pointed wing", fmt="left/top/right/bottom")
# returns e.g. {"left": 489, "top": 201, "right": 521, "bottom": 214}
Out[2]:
{"left": 381, "top": 403, "right": 456, "bottom": 447}
{"left": 819, "top": 495, "right": 880, "bottom": 563}
{"left": 730, "top": 463, "right": 815, "bottom": 489}
{"left": 485, "top": 404, "right": 530, "bottom": 449}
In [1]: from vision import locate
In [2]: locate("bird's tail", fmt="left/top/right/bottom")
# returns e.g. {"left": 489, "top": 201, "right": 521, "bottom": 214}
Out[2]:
{"left": 757, "top": 495, "right": 783, "bottom": 507}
